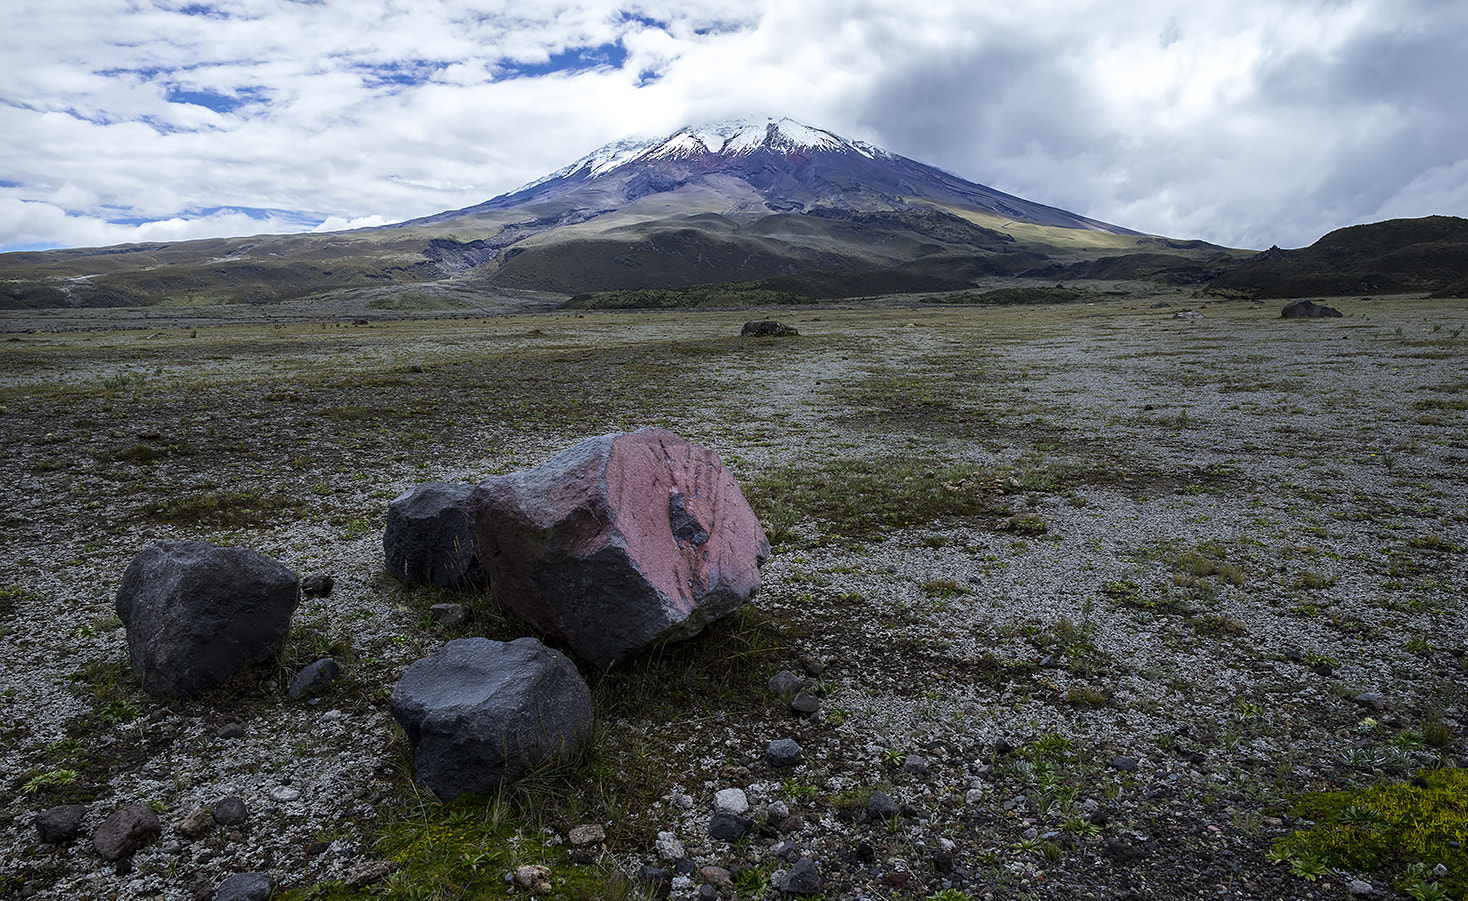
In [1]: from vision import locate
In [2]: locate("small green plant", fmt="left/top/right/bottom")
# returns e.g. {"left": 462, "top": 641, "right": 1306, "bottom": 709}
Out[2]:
{"left": 1272, "top": 768, "right": 1468, "bottom": 896}
{"left": 920, "top": 578, "right": 969, "bottom": 599}
{"left": 1289, "top": 853, "right": 1332, "bottom": 881}
{"left": 1001, "top": 512, "right": 1049, "bottom": 535}
{"left": 24, "top": 769, "right": 79, "bottom": 794}
{"left": 1294, "top": 571, "right": 1335, "bottom": 590}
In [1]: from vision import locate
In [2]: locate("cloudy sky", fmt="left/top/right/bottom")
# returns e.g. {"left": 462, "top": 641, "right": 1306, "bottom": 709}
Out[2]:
{"left": 4, "top": 0, "right": 1466, "bottom": 253}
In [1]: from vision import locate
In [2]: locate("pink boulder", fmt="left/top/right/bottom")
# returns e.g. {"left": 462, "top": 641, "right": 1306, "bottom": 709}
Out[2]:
{"left": 468, "top": 428, "right": 769, "bottom": 667}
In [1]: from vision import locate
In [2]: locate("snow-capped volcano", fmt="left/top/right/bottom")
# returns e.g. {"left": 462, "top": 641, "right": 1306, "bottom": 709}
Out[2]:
{"left": 424, "top": 116, "right": 1135, "bottom": 235}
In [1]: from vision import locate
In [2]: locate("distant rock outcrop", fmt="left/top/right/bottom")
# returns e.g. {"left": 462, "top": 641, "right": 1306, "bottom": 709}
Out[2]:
{"left": 1280, "top": 299, "right": 1343, "bottom": 318}
{"left": 468, "top": 428, "right": 769, "bottom": 667}
{"left": 390, "top": 637, "right": 593, "bottom": 800}
{"left": 114, "top": 541, "right": 299, "bottom": 698}
{"left": 383, "top": 482, "right": 483, "bottom": 588}
{"left": 741, "top": 319, "right": 799, "bottom": 337}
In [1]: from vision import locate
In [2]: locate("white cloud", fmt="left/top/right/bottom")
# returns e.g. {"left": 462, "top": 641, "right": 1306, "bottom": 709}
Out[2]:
{"left": 2, "top": 0, "right": 1466, "bottom": 252}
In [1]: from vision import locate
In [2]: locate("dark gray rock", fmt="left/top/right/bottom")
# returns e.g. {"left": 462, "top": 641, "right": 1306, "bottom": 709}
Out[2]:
{"left": 430, "top": 602, "right": 467, "bottom": 626}
{"left": 768, "top": 670, "right": 803, "bottom": 697}
{"left": 766, "top": 738, "right": 803, "bottom": 769}
{"left": 287, "top": 657, "right": 341, "bottom": 700}
{"left": 901, "top": 754, "right": 930, "bottom": 776}
{"left": 300, "top": 573, "right": 334, "bottom": 597}
{"left": 390, "top": 637, "right": 593, "bottom": 801}
{"left": 93, "top": 804, "right": 161, "bottom": 861}
{"left": 383, "top": 482, "right": 483, "bottom": 589}
{"left": 114, "top": 541, "right": 300, "bottom": 698}
{"left": 865, "top": 791, "right": 899, "bottom": 821}
{"left": 1281, "top": 298, "right": 1344, "bottom": 318}
{"left": 35, "top": 804, "right": 87, "bottom": 843}
{"left": 215, "top": 872, "right": 272, "bottom": 901}
{"left": 778, "top": 857, "right": 822, "bottom": 894}
{"left": 467, "top": 428, "right": 769, "bottom": 668}
{"left": 1110, "top": 756, "right": 1140, "bottom": 773}
{"left": 707, "top": 813, "right": 753, "bottom": 842}
{"left": 212, "top": 796, "right": 248, "bottom": 826}
{"left": 741, "top": 320, "right": 799, "bottom": 337}
{"left": 790, "top": 691, "right": 820, "bottom": 716}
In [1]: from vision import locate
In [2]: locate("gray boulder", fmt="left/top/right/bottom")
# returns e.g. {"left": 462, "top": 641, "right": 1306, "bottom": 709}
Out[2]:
{"left": 287, "top": 657, "right": 341, "bottom": 700}
{"left": 390, "top": 637, "right": 594, "bottom": 801}
{"left": 216, "top": 872, "right": 273, "bottom": 901}
{"left": 114, "top": 541, "right": 299, "bottom": 698}
{"left": 35, "top": 804, "right": 87, "bottom": 843}
{"left": 93, "top": 804, "right": 160, "bottom": 861}
{"left": 383, "top": 482, "right": 483, "bottom": 588}
{"left": 468, "top": 428, "right": 769, "bottom": 667}
{"left": 1281, "top": 298, "right": 1344, "bottom": 318}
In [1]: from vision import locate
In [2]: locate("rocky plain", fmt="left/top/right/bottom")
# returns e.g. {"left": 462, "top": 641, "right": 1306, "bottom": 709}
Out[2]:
{"left": 0, "top": 288, "right": 1465, "bottom": 901}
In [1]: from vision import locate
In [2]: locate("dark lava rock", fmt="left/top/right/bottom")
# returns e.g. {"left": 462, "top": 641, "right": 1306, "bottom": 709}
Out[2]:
{"left": 389, "top": 637, "right": 593, "bottom": 801}
{"left": 1281, "top": 298, "right": 1343, "bottom": 318}
{"left": 766, "top": 738, "right": 804, "bottom": 769}
{"left": 741, "top": 320, "right": 799, "bottom": 337}
{"left": 288, "top": 657, "right": 341, "bottom": 700}
{"left": 93, "top": 804, "right": 161, "bottom": 861}
{"left": 35, "top": 805, "right": 87, "bottom": 843}
{"left": 115, "top": 540, "right": 300, "bottom": 698}
{"left": 1110, "top": 755, "right": 1140, "bottom": 773}
{"left": 215, "top": 872, "right": 272, "bottom": 901}
{"left": 789, "top": 691, "right": 821, "bottom": 716}
{"left": 708, "top": 813, "right": 753, "bottom": 842}
{"left": 768, "top": 670, "right": 803, "bottom": 697}
{"left": 865, "top": 791, "right": 900, "bottom": 821}
{"left": 467, "top": 428, "right": 769, "bottom": 668}
{"left": 211, "top": 795, "right": 247, "bottom": 827}
{"left": 778, "top": 857, "right": 822, "bottom": 894}
{"left": 300, "top": 573, "right": 334, "bottom": 597}
{"left": 383, "top": 482, "right": 483, "bottom": 589}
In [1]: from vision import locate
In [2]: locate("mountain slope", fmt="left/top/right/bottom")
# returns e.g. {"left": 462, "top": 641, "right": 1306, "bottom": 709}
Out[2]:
{"left": 0, "top": 117, "right": 1242, "bottom": 309}
{"left": 1208, "top": 216, "right": 1468, "bottom": 298}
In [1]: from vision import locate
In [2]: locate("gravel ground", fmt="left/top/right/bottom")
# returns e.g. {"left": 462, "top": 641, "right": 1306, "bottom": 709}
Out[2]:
{"left": 0, "top": 294, "right": 1464, "bottom": 901}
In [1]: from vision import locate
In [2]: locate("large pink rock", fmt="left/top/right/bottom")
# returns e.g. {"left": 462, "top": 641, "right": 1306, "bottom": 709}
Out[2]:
{"left": 468, "top": 428, "right": 769, "bottom": 667}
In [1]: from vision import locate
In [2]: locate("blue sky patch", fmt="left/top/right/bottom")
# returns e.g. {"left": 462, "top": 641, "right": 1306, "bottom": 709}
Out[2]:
{"left": 498, "top": 41, "right": 628, "bottom": 79}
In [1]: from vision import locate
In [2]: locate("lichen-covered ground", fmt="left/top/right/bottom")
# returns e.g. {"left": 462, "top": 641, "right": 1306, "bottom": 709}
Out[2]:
{"left": 1, "top": 292, "right": 1465, "bottom": 901}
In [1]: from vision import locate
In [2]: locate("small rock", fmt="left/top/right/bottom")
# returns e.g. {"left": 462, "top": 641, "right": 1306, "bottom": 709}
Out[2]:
{"left": 568, "top": 824, "right": 605, "bottom": 846}
{"left": 343, "top": 862, "right": 399, "bottom": 890}
{"left": 1354, "top": 693, "right": 1388, "bottom": 712}
{"left": 93, "top": 804, "right": 162, "bottom": 861}
{"left": 790, "top": 691, "right": 820, "bottom": 716}
{"left": 212, "top": 797, "right": 248, "bottom": 827}
{"left": 777, "top": 814, "right": 805, "bottom": 834}
{"left": 269, "top": 785, "right": 301, "bottom": 802}
{"left": 300, "top": 574, "right": 334, "bottom": 597}
{"left": 778, "top": 857, "right": 821, "bottom": 894}
{"left": 708, "top": 813, "right": 752, "bottom": 842}
{"left": 287, "top": 657, "right": 341, "bottom": 701}
{"left": 1103, "top": 839, "right": 1145, "bottom": 862}
{"left": 655, "top": 831, "right": 686, "bottom": 861}
{"left": 35, "top": 805, "right": 87, "bottom": 844}
{"left": 1348, "top": 879, "right": 1374, "bottom": 895}
{"left": 964, "top": 788, "right": 985, "bottom": 805}
{"left": 695, "top": 884, "right": 719, "bottom": 901}
{"left": 766, "top": 738, "right": 803, "bottom": 768}
{"left": 1262, "top": 816, "right": 1284, "bottom": 828}
{"left": 1281, "top": 298, "right": 1343, "bottom": 319}
{"left": 714, "top": 788, "right": 749, "bottom": 816}
{"left": 515, "top": 864, "right": 552, "bottom": 892}
{"left": 218, "top": 722, "right": 245, "bottom": 740}
{"left": 430, "top": 602, "right": 467, "bottom": 626}
{"left": 865, "top": 791, "right": 899, "bottom": 821}
{"left": 699, "top": 865, "right": 732, "bottom": 887}
{"left": 215, "top": 872, "right": 272, "bottom": 901}
{"left": 901, "top": 754, "right": 930, "bottom": 776}
{"left": 1284, "top": 647, "right": 1305, "bottom": 662}
{"left": 1110, "top": 756, "right": 1140, "bottom": 773}
{"left": 768, "top": 670, "right": 803, "bottom": 697}
{"left": 1172, "top": 310, "right": 1204, "bottom": 320}
{"left": 176, "top": 807, "right": 215, "bottom": 840}
{"left": 766, "top": 801, "right": 789, "bottom": 821}
{"left": 993, "top": 738, "right": 1014, "bottom": 756}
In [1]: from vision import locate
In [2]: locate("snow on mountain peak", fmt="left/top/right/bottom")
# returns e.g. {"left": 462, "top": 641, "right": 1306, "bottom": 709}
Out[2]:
{"left": 647, "top": 117, "right": 883, "bottom": 160}
{"left": 508, "top": 117, "right": 888, "bottom": 196}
